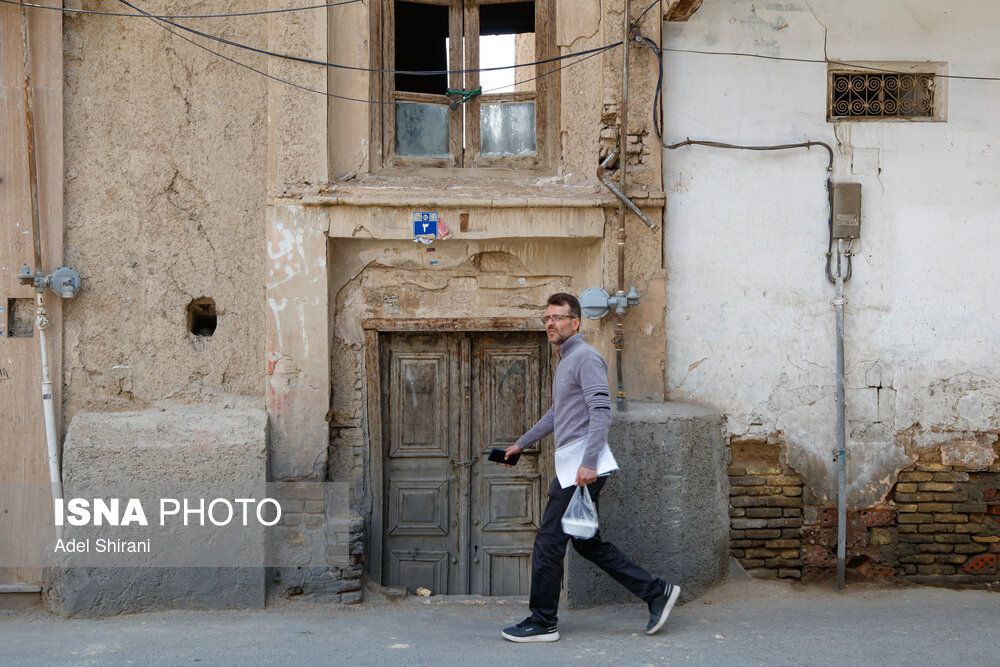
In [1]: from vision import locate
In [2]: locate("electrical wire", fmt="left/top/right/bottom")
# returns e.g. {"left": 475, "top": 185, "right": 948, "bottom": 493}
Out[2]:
{"left": 480, "top": 42, "right": 607, "bottom": 95}
{"left": 0, "top": 0, "right": 362, "bottom": 19}
{"left": 666, "top": 139, "right": 847, "bottom": 283}
{"left": 9, "top": 0, "right": 624, "bottom": 78}
{"left": 628, "top": 0, "right": 660, "bottom": 34}
{"left": 129, "top": 3, "right": 617, "bottom": 106}
{"left": 507, "top": 0, "right": 658, "bottom": 106}
{"left": 115, "top": 0, "right": 622, "bottom": 77}
{"left": 12, "top": 0, "right": 1000, "bottom": 83}
{"left": 638, "top": 35, "right": 849, "bottom": 282}
{"left": 137, "top": 10, "right": 391, "bottom": 104}
{"left": 662, "top": 45, "right": 1000, "bottom": 83}
{"left": 634, "top": 35, "right": 664, "bottom": 139}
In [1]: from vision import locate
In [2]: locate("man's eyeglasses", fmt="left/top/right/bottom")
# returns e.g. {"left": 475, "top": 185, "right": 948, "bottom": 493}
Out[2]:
{"left": 540, "top": 315, "right": 576, "bottom": 325}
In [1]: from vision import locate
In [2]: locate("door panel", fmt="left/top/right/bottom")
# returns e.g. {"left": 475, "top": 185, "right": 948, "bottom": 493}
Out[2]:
{"left": 471, "top": 333, "right": 550, "bottom": 596}
{"left": 481, "top": 546, "right": 533, "bottom": 596}
{"left": 380, "top": 330, "right": 550, "bottom": 595}
{"left": 381, "top": 334, "right": 464, "bottom": 593}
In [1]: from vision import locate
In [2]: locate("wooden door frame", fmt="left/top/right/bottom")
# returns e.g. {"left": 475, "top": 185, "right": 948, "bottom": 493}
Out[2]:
{"left": 362, "top": 317, "right": 550, "bottom": 586}
{"left": 1, "top": 5, "right": 63, "bottom": 589}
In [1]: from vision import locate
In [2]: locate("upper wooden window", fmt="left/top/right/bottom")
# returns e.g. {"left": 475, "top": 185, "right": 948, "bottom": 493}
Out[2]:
{"left": 378, "top": 0, "right": 557, "bottom": 170}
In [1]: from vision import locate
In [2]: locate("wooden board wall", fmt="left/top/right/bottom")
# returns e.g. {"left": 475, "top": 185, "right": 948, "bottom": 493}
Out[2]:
{"left": 0, "top": 4, "right": 63, "bottom": 587}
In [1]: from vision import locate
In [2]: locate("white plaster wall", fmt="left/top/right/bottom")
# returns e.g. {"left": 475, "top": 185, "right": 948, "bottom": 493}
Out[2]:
{"left": 662, "top": 0, "right": 1000, "bottom": 503}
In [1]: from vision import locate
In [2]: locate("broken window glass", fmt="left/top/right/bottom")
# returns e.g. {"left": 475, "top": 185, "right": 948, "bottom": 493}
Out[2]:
{"left": 479, "top": 2, "right": 535, "bottom": 94}
{"left": 478, "top": 2, "right": 537, "bottom": 157}
{"left": 396, "top": 102, "right": 450, "bottom": 157}
{"left": 394, "top": 1, "right": 449, "bottom": 95}
{"left": 392, "top": 1, "right": 452, "bottom": 158}
{"left": 383, "top": 0, "right": 544, "bottom": 166}
{"left": 480, "top": 101, "right": 536, "bottom": 156}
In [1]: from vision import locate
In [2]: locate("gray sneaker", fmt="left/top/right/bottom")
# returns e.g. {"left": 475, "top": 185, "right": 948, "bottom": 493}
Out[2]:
{"left": 645, "top": 583, "right": 680, "bottom": 635}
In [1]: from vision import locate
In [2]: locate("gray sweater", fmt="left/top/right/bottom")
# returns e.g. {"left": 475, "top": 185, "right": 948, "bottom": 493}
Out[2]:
{"left": 515, "top": 333, "right": 613, "bottom": 469}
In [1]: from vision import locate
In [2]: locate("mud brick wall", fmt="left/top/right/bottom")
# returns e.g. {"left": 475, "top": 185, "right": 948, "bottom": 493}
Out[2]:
{"left": 893, "top": 464, "right": 1000, "bottom": 580}
{"left": 270, "top": 484, "right": 364, "bottom": 603}
{"left": 599, "top": 103, "right": 652, "bottom": 167}
{"left": 728, "top": 437, "right": 804, "bottom": 580}
{"left": 799, "top": 438, "right": 1000, "bottom": 585}
{"left": 801, "top": 505, "right": 894, "bottom": 579}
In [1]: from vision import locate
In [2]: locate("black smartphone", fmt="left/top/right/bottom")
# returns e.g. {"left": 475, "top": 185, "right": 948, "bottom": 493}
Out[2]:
{"left": 488, "top": 447, "right": 520, "bottom": 465}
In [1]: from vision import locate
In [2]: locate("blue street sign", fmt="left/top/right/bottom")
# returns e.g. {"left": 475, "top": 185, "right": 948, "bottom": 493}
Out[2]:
{"left": 412, "top": 211, "right": 439, "bottom": 238}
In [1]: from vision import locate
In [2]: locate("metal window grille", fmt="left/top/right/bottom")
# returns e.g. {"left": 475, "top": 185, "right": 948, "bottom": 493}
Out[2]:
{"left": 829, "top": 72, "right": 935, "bottom": 120}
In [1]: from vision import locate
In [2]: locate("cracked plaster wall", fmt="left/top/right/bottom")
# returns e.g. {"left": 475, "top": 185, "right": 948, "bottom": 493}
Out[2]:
{"left": 273, "top": 0, "right": 670, "bottom": 488}
{"left": 62, "top": 3, "right": 269, "bottom": 421}
{"left": 327, "top": 236, "right": 605, "bottom": 506}
{"left": 663, "top": 1, "right": 1000, "bottom": 505}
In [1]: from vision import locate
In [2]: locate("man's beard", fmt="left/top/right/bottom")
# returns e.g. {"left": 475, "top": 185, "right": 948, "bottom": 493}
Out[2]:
{"left": 549, "top": 329, "right": 572, "bottom": 345}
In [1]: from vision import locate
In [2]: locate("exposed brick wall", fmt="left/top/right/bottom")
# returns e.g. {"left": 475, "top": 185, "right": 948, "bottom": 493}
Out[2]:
{"left": 270, "top": 484, "right": 365, "bottom": 603}
{"left": 728, "top": 437, "right": 804, "bottom": 580}
{"left": 893, "top": 464, "right": 1000, "bottom": 579}
{"left": 599, "top": 103, "right": 652, "bottom": 167}
{"left": 801, "top": 504, "right": 895, "bottom": 579}
{"left": 796, "top": 440, "right": 1000, "bottom": 585}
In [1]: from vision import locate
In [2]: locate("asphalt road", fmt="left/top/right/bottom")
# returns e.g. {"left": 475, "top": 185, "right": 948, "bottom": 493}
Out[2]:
{"left": 2, "top": 578, "right": 998, "bottom": 666}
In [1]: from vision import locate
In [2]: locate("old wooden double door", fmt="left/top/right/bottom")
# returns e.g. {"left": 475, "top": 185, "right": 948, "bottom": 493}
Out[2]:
{"left": 380, "top": 331, "right": 553, "bottom": 595}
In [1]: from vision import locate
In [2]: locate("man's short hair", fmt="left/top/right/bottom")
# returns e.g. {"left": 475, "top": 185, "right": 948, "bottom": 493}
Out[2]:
{"left": 546, "top": 292, "right": 581, "bottom": 318}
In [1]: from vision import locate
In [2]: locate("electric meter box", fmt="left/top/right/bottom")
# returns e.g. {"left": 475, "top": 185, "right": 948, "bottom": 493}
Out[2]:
{"left": 832, "top": 182, "right": 862, "bottom": 239}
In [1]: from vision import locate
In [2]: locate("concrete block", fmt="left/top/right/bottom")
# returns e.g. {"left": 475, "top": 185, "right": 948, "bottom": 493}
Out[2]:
{"left": 567, "top": 402, "right": 727, "bottom": 606}
{"left": 45, "top": 399, "right": 267, "bottom": 616}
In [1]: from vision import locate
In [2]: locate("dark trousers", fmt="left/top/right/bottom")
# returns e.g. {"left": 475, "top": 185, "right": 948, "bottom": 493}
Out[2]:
{"left": 528, "top": 476, "right": 665, "bottom": 627}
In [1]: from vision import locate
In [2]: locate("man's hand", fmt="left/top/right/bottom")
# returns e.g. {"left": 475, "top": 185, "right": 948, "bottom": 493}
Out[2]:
{"left": 576, "top": 466, "right": 598, "bottom": 487}
{"left": 503, "top": 444, "right": 523, "bottom": 467}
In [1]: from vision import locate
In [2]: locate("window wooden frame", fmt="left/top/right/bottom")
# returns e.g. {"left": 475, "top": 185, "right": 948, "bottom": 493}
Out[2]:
{"left": 374, "top": 0, "right": 558, "bottom": 173}
{"left": 381, "top": 0, "right": 463, "bottom": 168}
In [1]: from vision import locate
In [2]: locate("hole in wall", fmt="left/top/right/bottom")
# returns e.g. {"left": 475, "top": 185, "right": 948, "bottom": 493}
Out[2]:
{"left": 7, "top": 298, "right": 34, "bottom": 338}
{"left": 187, "top": 297, "right": 217, "bottom": 337}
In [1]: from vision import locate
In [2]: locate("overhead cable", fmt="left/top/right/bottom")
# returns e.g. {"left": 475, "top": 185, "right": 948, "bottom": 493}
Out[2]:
{"left": 115, "top": 0, "right": 622, "bottom": 77}
{"left": 663, "top": 45, "right": 1000, "bottom": 83}
{"left": 664, "top": 136, "right": 847, "bottom": 284}
{"left": 11, "top": 0, "right": 1000, "bottom": 82}
{"left": 130, "top": 6, "right": 613, "bottom": 106}
{"left": 135, "top": 10, "right": 390, "bottom": 105}
{"left": 628, "top": 0, "right": 660, "bottom": 33}
{"left": 480, "top": 44, "right": 606, "bottom": 95}
{"left": 0, "top": 0, "right": 362, "bottom": 19}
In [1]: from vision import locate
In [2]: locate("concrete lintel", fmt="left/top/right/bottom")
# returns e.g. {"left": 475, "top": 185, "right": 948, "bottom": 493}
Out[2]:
{"left": 362, "top": 317, "right": 546, "bottom": 332}
{"left": 325, "top": 204, "right": 614, "bottom": 240}
{"left": 302, "top": 193, "right": 618, "bottom": 208}
{"left": 281, "top": 187, "right": 665, "bottom": 210}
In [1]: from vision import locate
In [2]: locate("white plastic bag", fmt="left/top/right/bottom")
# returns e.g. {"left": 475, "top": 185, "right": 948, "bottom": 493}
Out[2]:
{"left": 561, "top": 485, "right": 599, "bottom": 539}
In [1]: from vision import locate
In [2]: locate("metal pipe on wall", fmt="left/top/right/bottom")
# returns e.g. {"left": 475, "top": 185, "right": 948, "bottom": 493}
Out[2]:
{"left": 834, "top": 238, "right": 847, "bottom": 589}
{"left": 598, "top": 150, "right": 656, "bottom": 230}
{"left": 20, "top": 4, "right": 64, "bottom": 539}
{"left": 614, "top": 0, "right": 631, "bottom": 412}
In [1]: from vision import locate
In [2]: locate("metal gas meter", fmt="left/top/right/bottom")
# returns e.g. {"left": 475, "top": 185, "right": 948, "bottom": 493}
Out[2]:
{"left": 831, "top": 182, "right": 862, "bottom": 239}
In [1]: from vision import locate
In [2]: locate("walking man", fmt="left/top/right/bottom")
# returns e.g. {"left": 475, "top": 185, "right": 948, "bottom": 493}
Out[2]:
{"left": 500, "top": 293, "right": 680, "bottom": 643}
